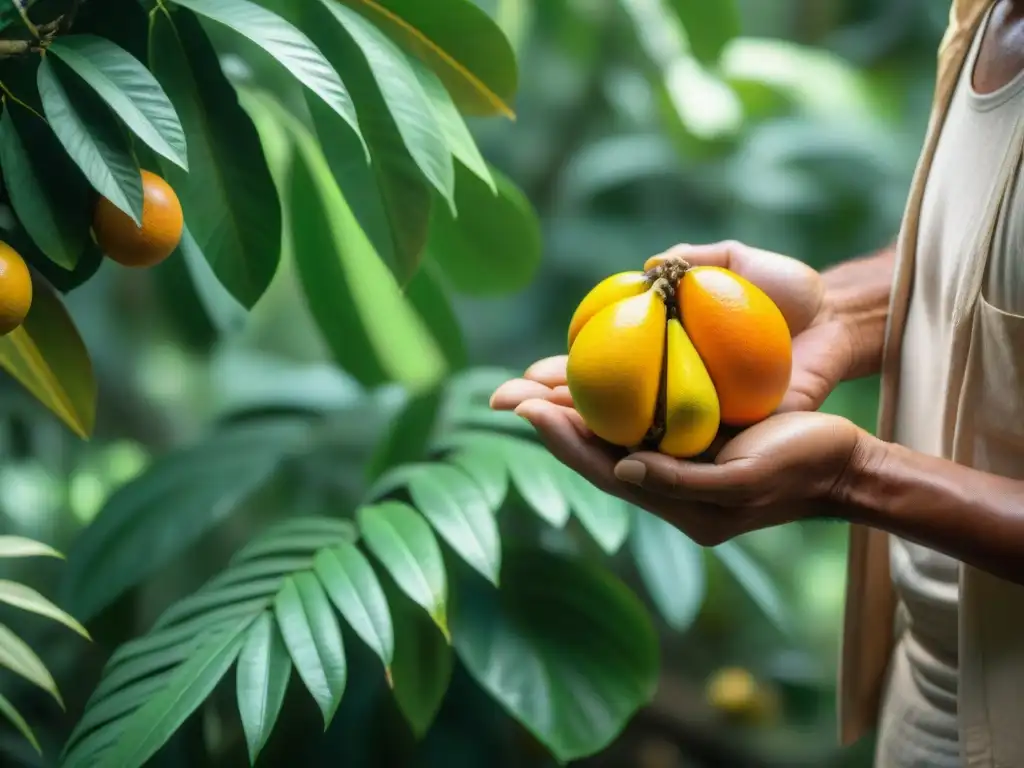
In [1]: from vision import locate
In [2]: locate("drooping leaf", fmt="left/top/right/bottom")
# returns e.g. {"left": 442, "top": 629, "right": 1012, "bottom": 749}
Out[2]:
{"left": 558, "top": 469, "right": 630, "bottom": 555}
{"left": 318, "top": 0, "right": 454, "bottom": 209}
{"left": 358, "top": 501, "right": 448, "bottom": 637}
{"left": 667, "top": 0, "right": 741, "bottom": 65}
{"left": 0, "top": 102, "right": 91, "bottom": 269}
{"left": 0, "top": 536, "right": 63, "bottom": 560}
{"left": 0, "top": 580, "right": 90, "bottom": 639}
{"left": 37, "top": 56, "right": 144, "bottom": 224}
{"left": 275, "top": 95, "right": 447, "bottom": 390}
{"left": 338, "top": 0, "right": 518, "bottom": 118}
{"left": 0, "top": 202, "right": 104, "bottom": 293}
{"left": 382, "top": 577, "right": 452, "bottom": 737}
{"left": 60, "top": 419, "right": 312, "bottom": 622}
{"left": 149, "top": 8, "right": 281, "bottom": 307}
{"left": 630, "top": 509, "right": 706, "bottom": 631}
{"left": 273, "top": 573, "right": 347, "bottom": 726}
{"left": 445, "top": 449, "right": 507, "bottom": 513}
{"left": 404, "top": 262, "right": 468, "bottom": 371}
{"left": 0, "top": 690, "right": 40, "bottom": 754}
{"left": 713, "top": 540, "right": 792, "bottom": 636}
{"left": 427, "top": 165, "right": 541, "bottom": 296}
{"left": 313, "top": 543, "right": 394, "bottom": 671}
{"left": 0, "top": 623, "right": 62, "bottom": 707}
{"left": 0, "top": 277, "right": 96, "bottom": 438}
{"left": 236, "top": 613, "right": 291, "bottom": 764}
{"left": 77, "top": 619, "right": 251, "bottom": 768}
{"left": 171, "top": 0, "right": 363, "bottom": 145}
{"left": 48, "top": 35, "right": 188, "bottom": 170}
{"left": 453, "top": 549, "right": 659, "bottom": 762}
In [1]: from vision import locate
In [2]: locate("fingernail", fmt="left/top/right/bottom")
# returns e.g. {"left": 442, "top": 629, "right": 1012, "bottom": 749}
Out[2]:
{"left": 615, "top": 459, "right": 646, "bottom": 485}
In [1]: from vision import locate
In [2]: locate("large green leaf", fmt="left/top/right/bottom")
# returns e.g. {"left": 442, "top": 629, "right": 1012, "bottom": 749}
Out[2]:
{"left": 557, "top": 469, "right": 630, "bottom": 555}
{"left": 319, "top": 0, "right": 454, "bottom": 209}
{"left": 339, "top": 0, "right": 518, "bottom": 118}
{"left": 302, "top": 0, "right": 433, "bottom": 283}
{"left": 630, "top": 509, "right": 706, "bottom": 631}
{"left": 712, "top": 540, "right": 793, "bottom": 636}
{"left": 446, "top": 450, "right": 507, "bottom": 513}
{"left": 0, "top": 276, "right": 96, "bottom": 439}
{"left": 404, "top": 262, "right": 468, "bottom": 371}
{"left": 427, "top": 165, "right": 541, "bottom": 296}
{"left": 0, "top": 622, "right": 62, "bottom": 707}
{"left": 171, "top": 0, "right": 363, "bottom": 144}
{"left": 278, "top": 97, "right": 447, "bottom": 390}
{"left": 453, "top": 550, "right": 659, "bottom": 762}
{"left": 60, "top": 419, "right": 312, "bottom": 621}
{"left": 236, "top": 613, "right": 291, "bottom": 764}
{"left": 0, "top": 580, "right": 90, "bottom": 639}
{"left": 0, "top": 202, "right": 104, "bottom": 294}
{"left": 274, "top": 572, "right": 347, "bottom": 726}
{"left": 313, "top": 543, "right": 394, "bottom": 672}
{"left": 667, "top": 0, "right": 741, "bottom": 65}
{"left": 0, "top": 102, "right": 91, "bottom": 269}
{"left": 358, "top": 501, "right": 448, "bottom": 637}
{"left": 47, "top": 35, "right": 189, "bottom": 170}
{"left": 149, "top": 8, "right": 281, "bottom": 307}
{"left": 37, "top": 57, "right": 144, "bottom": 225}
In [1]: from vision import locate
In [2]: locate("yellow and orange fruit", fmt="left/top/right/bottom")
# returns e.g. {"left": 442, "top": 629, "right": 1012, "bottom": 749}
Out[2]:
{"left": 566, "top": 256, "right": 792, "bottom": 457}
{"left": 93, "top": 170, "right": 183, "bottom": 268}
{"left": 0, "top": 242, "right": 32, "bottom": 336}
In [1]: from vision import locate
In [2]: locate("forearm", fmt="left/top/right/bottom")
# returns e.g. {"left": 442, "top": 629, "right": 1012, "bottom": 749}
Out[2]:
{"left": 821, "top": 241, "right": 896, "bottom": 380}
{"left": 840, "top": 435, "right": 1024, "bottom": 585}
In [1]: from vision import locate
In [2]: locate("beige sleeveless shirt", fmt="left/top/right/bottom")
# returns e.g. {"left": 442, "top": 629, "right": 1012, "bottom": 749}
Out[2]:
{"left": 838, "top": 2, "right": 1024, "bottom": 766}
{"left": 876, "top": 5, "right": 1024, "bottom": 765}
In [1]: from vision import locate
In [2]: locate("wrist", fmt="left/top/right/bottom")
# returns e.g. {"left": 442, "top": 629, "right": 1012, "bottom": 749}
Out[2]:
{"left": 828, "top": 430, "right": 890, "bottom": 523}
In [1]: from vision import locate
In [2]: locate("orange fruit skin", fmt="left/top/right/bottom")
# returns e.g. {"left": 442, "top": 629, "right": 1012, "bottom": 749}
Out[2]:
{"left": 93, "top": 170, "right": 184, "bottom": 268}
{"left": 678, "top": 266, "right": 792, "bottom": 426}
{"left": 0, "top": 242, "right": 32, "bottom": 336}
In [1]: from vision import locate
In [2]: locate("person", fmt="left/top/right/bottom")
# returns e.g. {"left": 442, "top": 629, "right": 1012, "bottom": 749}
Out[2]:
{"left": 489, "top": 1, "right": 1024, "bottom": 766}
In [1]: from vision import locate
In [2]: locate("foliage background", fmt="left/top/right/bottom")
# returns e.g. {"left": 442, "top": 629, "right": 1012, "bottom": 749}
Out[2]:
{"left": 0, "top": 0, "right": 947, "bottom": 766}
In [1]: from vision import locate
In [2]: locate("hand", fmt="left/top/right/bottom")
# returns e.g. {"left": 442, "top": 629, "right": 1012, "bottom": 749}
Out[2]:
{"left": 503, "top": 402, "right": 865, "bottom": 545}
{"left": 491, "top": 240, "right": 856, "bottom": 416}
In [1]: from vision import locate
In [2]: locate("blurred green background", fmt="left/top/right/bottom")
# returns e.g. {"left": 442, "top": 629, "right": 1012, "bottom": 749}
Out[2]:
{"left": 0, "top": 0, "right": 947, "bottom": 765}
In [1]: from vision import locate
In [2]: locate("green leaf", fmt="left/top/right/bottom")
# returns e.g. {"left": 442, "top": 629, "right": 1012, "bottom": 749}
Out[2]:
{"left": 0, "top": 580, "right": 90, "bottom": 639}
{"left": 404, "top": 464, "right": 501, "bottom": 585}
{"left": 301, "top": 0, "right": 432, "bottom": 283}
{"left": 37, "top": 57, "right": 144, "bottom": 224}
{"left": 0, "top": 277, "right": 96, "bottom": 438}
{"left": 404, "top": 262, "right": 468, "bottom": 371}
{"left": 0, "top": 536, "right": 63, "bottom": 559}
{"left": 319, "top": 0, "right": 454, "bottom": 209}
{"left": 446, "top": 450, "right": 507, "bottom": 513}
{"left": 313, "top": 543, "right": 394, "bottom": 671}
{"left": 427, "top": 165, "right": 541, "bottom": 296}
{"left": 83, "top": 619, "right": 251, "bottom": 768}
{"left": 277, "top": 96, "right": 447, "bottom": 390}
{"left": 339, "top": 0, "right": 518, "bottom": 118}
{"left": 273, "top": 573, "right": 347, "bottom": 726}
{"left": 667, "top": 0, "right": 740, "bottom": 65}
{"left": 0, "top": 622, "right": 62, "bottom": 707}
{"left": 383, "top": 578, "right": 452, "bottom": 737}
{"left": 358, "top": 501, "right": 448, "bottom": 638}
{"left": 557, "top": 470, "right": 630, "bottom": 555}
{"left": 630, "top": 509, "right": 705, "bottom": 631}
{"left": 0, "top": 102, "right": 91, "bottom": 269}
{"left": 171, "top": 0, "right": 362, "bottom": 145}
{"left": 236, "top": 613, "right": 291, "bottom": 763}
{"left": 366, "top": 387, "right": 443, "bottom": 483}
{"left": 149, "top": 8, "right": 281, "bottom": 307}
{"left": 453, "top": 549, "right": 659, "bottom": 762}
{"left": 0, "top": 690, "right": 40, "bottom": 754}
{"left": 47, "top": 35, "right": 189, "bottom": 170}
{"left": 410, "top": 57, "right": 494, "bottom": 192}
{"left": 0, "top": 202, "right": 104, "bottom": 293}
{"left": 712, "top": 540, "right": 792, "bottom": 636}
{"left": 60, "top": 419, "right": 311, "bottom": 622}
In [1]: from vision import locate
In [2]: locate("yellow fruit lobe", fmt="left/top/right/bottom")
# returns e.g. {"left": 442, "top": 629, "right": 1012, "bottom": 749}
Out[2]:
{"left": 0, "top": 242, "right": 32, "bottom": 336}
{"left": 93, "top": 169, "right": 184, "bottom": 268}
{"left": 659, "top": 318, "right": 720, "bottom": 458}
{"left": 566, "top": 271, "right": 647, "bottom": 350}
{"left": 566, "top": 287, "right": 666, "bottom": 447}
{"left": 678, "top": 266, "right": 792, "bottom": 426}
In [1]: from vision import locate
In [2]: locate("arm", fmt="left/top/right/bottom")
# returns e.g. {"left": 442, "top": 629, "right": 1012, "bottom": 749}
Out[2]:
{"left": 821, "top": 241, "right": 896, "bottom": 381}
{"left": 840, "top": 439, "right": 1024, "bottom": 585}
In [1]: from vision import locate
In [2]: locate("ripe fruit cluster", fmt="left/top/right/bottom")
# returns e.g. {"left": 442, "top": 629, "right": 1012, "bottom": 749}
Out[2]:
{"left": 566, "top": 255, "right": 793, "bottom": 458}
{"left": 0, "top": 170, "right": 183, "bottom": 337}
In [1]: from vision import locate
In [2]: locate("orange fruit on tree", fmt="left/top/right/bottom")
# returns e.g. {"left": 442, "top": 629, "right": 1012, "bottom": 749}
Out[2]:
{"left": 93, "top": 170, "right": 183, "bottom": 268}
{"left": 565, "top": 254, "right": 792, "bottom": 457}
{"left": 0, "top": 241, "right": 32, "bottom": 336}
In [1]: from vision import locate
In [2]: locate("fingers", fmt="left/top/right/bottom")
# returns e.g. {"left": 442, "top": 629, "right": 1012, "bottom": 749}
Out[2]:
{"left": 490, "top": 380, "right": 573, "bottom": 410}
{"left": 523, "top": 356, "right": 568, "bottom": 386}
{"left": 613, "top": 450, "right": 754, "bottom": 502}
